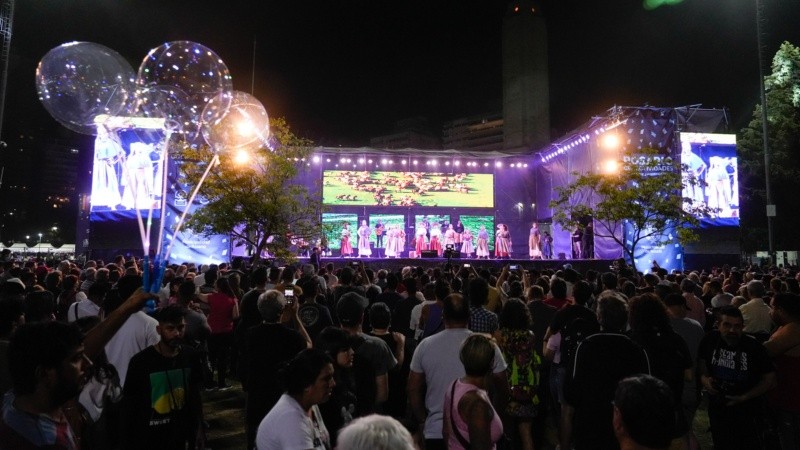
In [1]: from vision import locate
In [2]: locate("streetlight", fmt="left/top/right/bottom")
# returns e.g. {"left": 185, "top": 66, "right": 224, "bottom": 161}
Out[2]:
{"left": 37, "top": 232, "right": 42, "bottom": 254}
{"left": 755, "top": 0, "right": 775, "bottom": 264}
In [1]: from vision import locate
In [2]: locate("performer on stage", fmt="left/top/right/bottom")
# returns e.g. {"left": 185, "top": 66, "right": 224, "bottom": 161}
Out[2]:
{"left": 571, "top": 226, "right": 583, "bottom": 259}
{"left": 495, "top": 224, "right": 511, "bottom": 259}
{"left": 357, "top": 219, "right": 372, "bottom": 257}
{"left": 341, "top": 222, "right": 353, "bottom": 257}
{"left": 385, "top": 225, "right": 397, "bottom": 258}
{"left": 415, "top": 223, "right": 428, "bottom": 256}
{"left": 92, "top": 123, "right": 124, "bottom": 208}
{"left": 443, "top": 223, "right": 456, "bottom": 249}
{"left": 461, "top": 228, "right": 474, "bottom": 257}
{"left": 476, "top": 225, "right": 490, "bottom": 259}
{"left": 121, "top": 142, "right": 155, "bottom": 210}
{"left": 396, "top": 226, "right": 406, "bottom": 257}
{"left": 429, "top": 224, "right": 443, "bottom": 256}
{"left": 454, "top": 220, "right": 465, "bottom": 251}
{"left": 528, "top": 222, "right": 542, "bottom": 259}
{"left": 581, "top": 222, "right": 594, "bottom": 259}
{"left": 374, "top": 220, "right": 385, "bottom": 250}
{"left": 541, "top": 231, "right": 553, "bottom": 259}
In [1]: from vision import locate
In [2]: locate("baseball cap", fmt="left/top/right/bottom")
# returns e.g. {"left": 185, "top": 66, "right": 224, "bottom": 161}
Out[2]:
{"left": 4, "top": 278, "right": 25, "bottom": 291}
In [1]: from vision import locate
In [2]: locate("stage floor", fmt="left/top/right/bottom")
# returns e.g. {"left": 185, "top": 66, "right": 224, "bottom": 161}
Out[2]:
{"left": 296, "top": 256, "right": 615, "bottom": 274}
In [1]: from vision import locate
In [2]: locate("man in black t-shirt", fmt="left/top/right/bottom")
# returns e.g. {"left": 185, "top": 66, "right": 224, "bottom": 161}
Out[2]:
{"left": 122, "top": 305, "right": 205, "bottom": 450}
{"left": 297, "top": 277, "right": 333, "bottom": 341}
{"left": 564, "top": 294, "right": 650, "bottom": 450}
{"left": 242, "top": 290, "right": 310, "bottom": 448}
{"left": 699, "top": 306, "right": 776, "bottom": 450}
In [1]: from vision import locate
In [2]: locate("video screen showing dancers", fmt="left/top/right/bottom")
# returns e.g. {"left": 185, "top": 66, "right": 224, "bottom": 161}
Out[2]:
{"left": 90, "top": 122, "right": 166, "bottom": 216}
{"left": 322, "top": 213, "right": 358, "bottom": 251}
{"left": 322, "top": 170, "right": 494, "bottom": 207}
{"left": 678, "top": 133, "right": 739, "bottom": 226}
{"left": 459, "top": 216, "right": 495, "bottom": 253}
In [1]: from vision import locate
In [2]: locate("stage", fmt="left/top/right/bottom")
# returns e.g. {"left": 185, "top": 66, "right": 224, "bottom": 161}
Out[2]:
{"left": 295, "top": 255, "right": 615, "bottom": 274}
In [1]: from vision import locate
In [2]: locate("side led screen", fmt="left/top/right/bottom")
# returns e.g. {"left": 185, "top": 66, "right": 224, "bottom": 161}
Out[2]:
{"left": 679, "top": 133, "right": 739, "bottom": 226}
{"left": 322, "top": 213, "right": 358, "bottom": 251}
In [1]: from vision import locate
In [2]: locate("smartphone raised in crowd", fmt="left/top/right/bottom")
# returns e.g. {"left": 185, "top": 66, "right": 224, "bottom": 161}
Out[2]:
{"left": 284, "top": 289, "right": 294, "bottom": 304}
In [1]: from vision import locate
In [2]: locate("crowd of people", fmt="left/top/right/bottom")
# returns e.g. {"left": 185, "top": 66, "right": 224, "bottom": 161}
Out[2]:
{"left": 0, "top": 251, "right": 798, "bottom": 450}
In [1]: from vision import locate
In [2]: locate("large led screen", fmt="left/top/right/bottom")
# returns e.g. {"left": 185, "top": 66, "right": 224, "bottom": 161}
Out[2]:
{"left": 322, "top": 213, "right": 358, "bottom": 251}
{"left": 323, "top": 170, "right": 494, "bottom": 207}
{"left": 679, "top": 133, "right": 739, "bottom": 226}
{"left": 90, "top": 122, "right": 167, "bottom": 221}
{"left": 460, "top": 215, "right": 495, "bottom": 250}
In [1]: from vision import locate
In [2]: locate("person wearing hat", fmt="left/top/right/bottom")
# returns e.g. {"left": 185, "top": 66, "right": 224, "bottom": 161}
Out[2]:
{"left": 336, "top": 292, "right": 397, "bottom": 417}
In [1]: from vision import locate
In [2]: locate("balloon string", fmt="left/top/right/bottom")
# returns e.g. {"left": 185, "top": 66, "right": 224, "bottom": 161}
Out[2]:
{"left": 154, "top": 131, "right": 172, "bottom": 257}
{"left": 122, "top": 155, "right": 149, "bottom": 254}
{"left": 163, "top": 153, "right": 219, "bottom": 263}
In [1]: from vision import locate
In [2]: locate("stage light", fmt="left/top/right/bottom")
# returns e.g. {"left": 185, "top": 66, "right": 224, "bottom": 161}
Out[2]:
{"left": 531, "top": 203, "right": 536, "bottom": 208}
{"left": 233, "top": 150, "right": 250, "bottom": 164}
{"left": 335, "top": 164, "right": 339, "bottom": 167}
{"left": 445, "top": 161, "right": 450, "bottom": 166}
{"left": 425, "top": 161, "right": 430, "bottom": 166}
{"left": 389, "top": 160, "right": 394, "bottom": 164}
{"left": 340, "top": 157, "right": 346, "bottom": 163}
{"left": 326, "top": 158, "right": 331, "bottom": 162}
{"left": 602, "top": 159, "right": 619, "bottom": 174}
{"left": 516, "top": 202, "right": 523, "bottom": 210}
{"left": 413, "top": 160, "right": 418, "bottom": 165}
{"left": 484, "top": 162, "right": 489, "bottom": 167}
{"left": 454, "top": 161, "right": 460, "bottom": 166}
{"left": 358, "top": 158, "right": 365, "bottom": 164}
{"left": 381, "top": 158, "right": 387, "bottom": 164}
{"left": 347, "top": 158, "right": 352, "bottom": 163}
{"left": 431, "top": 160, "right": 437, "bottom": 165}
{"left": 600, "top": 133, "right": 620, "bottom": 149}
{"left": 312, "top": 156, "right": 320, "bottom": 163}
{"left": 401, "top": 160, "right": 407, "bottom": 164}
{"left": 368, "top": 159, "right": 373, "bottom": 164}
{"left": 523, "top": 163, "right": 528, "bottom": 167}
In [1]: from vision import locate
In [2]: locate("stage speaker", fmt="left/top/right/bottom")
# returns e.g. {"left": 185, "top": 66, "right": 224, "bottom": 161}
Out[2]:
{"left": 557, "top": 252, "right": 566, "bottom": 260}
{"left": 421, "top": 250, "right": 438, "bottom": 258}
{"left": 445, "top": 250, "right": 461, "bottom": 259}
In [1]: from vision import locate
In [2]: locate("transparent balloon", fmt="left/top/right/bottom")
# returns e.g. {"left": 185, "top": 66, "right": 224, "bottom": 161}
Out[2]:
{"left": 137, "top": 41, "right": 233, "bottom": 138}
{"left": 202, "top": 91, "right": 269, "bottom": 153}
{"left": 35, "top": 42, "right": 136, "bottom": 135}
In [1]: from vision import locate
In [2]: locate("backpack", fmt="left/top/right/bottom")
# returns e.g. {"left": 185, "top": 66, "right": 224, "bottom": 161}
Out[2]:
{"left": 560, "top": 315, "right": 600, "bottom": 373}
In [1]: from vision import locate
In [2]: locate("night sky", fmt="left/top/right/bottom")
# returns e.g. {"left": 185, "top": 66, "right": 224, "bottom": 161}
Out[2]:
{"left": 8, "top": 0, "right": 800, "bottom": 146}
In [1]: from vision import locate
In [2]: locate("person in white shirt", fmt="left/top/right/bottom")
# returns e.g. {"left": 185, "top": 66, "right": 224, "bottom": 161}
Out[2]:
{"left": 68, "top": 281, "right": 109, "bottom": 322}
{"left": 740, "top": 280, "right": 774, "bottom": 335}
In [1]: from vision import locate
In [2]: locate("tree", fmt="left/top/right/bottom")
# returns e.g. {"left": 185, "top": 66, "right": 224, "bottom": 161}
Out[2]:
{"left": 549, "top": 150, "right": 712, "bottom": 272}
{"left": 738, "top": 41, "right": 800, "bottom": 252}
{"left": 177, "top": 117, "right": 323, "bottom": 263}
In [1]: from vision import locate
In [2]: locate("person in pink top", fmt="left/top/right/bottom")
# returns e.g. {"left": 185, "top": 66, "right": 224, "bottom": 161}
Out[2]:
{"left": 207, "top": 277, "right": 240, "bottom": 390}
{"left": 443, "top": 334, "right": 504, "bottom": 450}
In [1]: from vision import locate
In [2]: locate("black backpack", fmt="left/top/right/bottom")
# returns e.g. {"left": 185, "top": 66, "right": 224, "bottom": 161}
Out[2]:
{"left": 560, "top": 316, "right": 600, "bottom": 373}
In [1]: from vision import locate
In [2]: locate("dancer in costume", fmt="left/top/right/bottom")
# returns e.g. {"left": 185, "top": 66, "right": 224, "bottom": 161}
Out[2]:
{"left": 92, "top": 123, "right": 124, "bottom": 208}
{"left": 528, "top": 222, "right": 542, "bottom": 259}
{"left": 121, "top": 142, "right": 155, "bottom": 209}
{"left": 357, "top": 220, "right": 372, "bottom": 257}
{"left": 495, "top": 224, "right": 511, "bottom": 259}
{"left": 443, "top": 224, "right": 456, "bottom": 249}
{"left": 341, "top": 223, "right": 353, "bottom": 257}
{"left": 429, "top": 224, "right": 443, "bottom": 256}
{"left": 454, "top": 219, "right": 464, "bottom": 251}
{"left": 476, "top": 225, "right": 490, "bottom": 259}
{"left": 541, "top": 231, "right": 553, "bottom": 259}
{"left": 461, "top": 228, "right": 474, "bottom": 257}
{"left": 415, "top": 223, "right": 428, "bottom": 256}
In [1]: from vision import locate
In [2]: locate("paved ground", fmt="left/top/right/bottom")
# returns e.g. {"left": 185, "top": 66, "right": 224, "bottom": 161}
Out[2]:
{"left": 203, "top": 383, "right": 714, "bottom": 450}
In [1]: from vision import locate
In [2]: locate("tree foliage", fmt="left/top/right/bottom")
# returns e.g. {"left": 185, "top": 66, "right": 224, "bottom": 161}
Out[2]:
{"left": 177, "top": 117, "right": 322, "bottom": 263}
{"left": 549, "top": 149, "right": 712, "bottom": 272}
{"left": 738, "top": 41, "right": 800, "bottom": 251}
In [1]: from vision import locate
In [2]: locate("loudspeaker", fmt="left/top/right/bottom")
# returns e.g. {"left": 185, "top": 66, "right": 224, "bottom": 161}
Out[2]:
{"left": 557, "top": 252, "right": 566, "bottom": 260}
{"left": 421, "top": 250, "right": 438, "bottom": 258}
{"left": 445, "top": 250, "right": 461, "bottom": 259}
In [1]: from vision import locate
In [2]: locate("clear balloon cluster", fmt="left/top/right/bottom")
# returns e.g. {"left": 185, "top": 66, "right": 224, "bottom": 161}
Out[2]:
{"left": 35, "top": 41, "right": 270, "bottom": 151}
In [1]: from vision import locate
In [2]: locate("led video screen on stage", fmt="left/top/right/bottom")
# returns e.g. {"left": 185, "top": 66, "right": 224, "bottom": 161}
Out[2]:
{"left": 90, "top": 120, "right": 167, "bottom": 221}
{"left": 322, "top": 213, "right": 358, "bottom": 251}
{"left": 679, "top": 133, "right": 739, "bottom": 226}
{"left": 460, "top": 215, "right": 495, "bottom": 250}
{"left": 369, "top": 214, "right": 406, "bottom": 248}
{"left": 322, "top": 170, "right": 494, "bottom": 207}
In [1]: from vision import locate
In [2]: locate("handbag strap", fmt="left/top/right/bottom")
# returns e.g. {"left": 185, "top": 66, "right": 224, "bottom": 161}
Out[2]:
{"left": 449, "top": 379, "right": 472, "bottom": 449}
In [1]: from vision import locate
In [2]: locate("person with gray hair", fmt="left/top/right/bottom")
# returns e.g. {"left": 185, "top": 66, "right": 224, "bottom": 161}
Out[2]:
{"left": 337, "top": 414, "right": 416, "bottom": 450}
{"left": 740, "top": 279, "right": 774, "bottom": 335}
{"left": 242, "top": 290, "right": 311, "bottom": 448}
